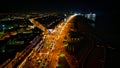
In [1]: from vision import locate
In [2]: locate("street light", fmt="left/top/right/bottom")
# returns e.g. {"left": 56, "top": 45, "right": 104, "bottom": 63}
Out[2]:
{"left": 2, "top": 24, "right": 5, "bottom": 32}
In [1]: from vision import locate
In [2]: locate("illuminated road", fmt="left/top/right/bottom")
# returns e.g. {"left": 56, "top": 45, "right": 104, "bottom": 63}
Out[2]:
{"left": 0, "top": 13, "right": 106, "bottom": 68}
{"left": 1, "top": 14, "right": 78, "bottom": 68}
{"left": 45, "top": 14, "right": 78, "bottom": 68}
{"left": 0, "top": 31, "right": 17, "bottom": 40}
{"left": 17, "top": 14, "right": 78, "bottom": 68}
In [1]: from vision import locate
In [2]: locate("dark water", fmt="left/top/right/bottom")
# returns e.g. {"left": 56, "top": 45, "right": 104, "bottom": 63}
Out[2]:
{"left": 95, "top": 15, "right": 119, "bottom": 48}
{"left": 95, "top": 14, "right": 120, "bottom": 68}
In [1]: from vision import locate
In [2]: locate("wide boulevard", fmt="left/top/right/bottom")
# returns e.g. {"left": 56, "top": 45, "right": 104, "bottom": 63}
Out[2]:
{"left": 17, "top": 14, "right": 78, "bottom": 68}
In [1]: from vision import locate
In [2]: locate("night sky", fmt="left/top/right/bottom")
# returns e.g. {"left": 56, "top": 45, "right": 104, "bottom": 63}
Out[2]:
{"left": 0, "top": 0, "right": 118, "bottom": 15}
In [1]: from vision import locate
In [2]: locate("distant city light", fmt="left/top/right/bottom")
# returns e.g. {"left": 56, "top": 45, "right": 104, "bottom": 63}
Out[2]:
{"left": 29, "top": 25, "right": 35, "bottom": 29}
{"left": 92, "top": 14, "right": 96, "bottom": 21}
{"left": 74, "top": 13, "right": 78, "bottom": 15}
{"left": 64, "top": 14, "right": 67, "bottom": 16}
{"left": 2, "top": 25, "right": 5, "bottom": 27}
{"left": 86, "top": 13, "right": 96, "bottom": 21}
{"left": 64, "top": 18, "right": 67, "bottom": 21}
